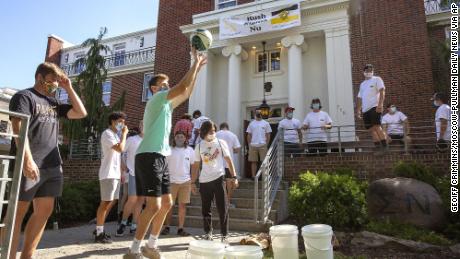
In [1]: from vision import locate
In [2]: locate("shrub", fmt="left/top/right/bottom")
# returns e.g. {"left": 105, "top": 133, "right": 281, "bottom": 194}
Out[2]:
{"left": 366, "top": 219, "right": 453, "bottom": 246}
{"left": 392, "top": 161, "right": 460, "bottom": 241}
{"left": 288, "top": 171, "right": 368, "bottom": 231}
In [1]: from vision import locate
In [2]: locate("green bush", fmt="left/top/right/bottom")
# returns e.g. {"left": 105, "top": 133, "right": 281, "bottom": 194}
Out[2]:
{"left": 50, "top": 180, "right": 100, "bottom": 226}
{"left": 366, "top": 219, "right": 453, "bottom": 246}
{"left": 392, "top": 161, "right": 460, "bottom": 241}
{"left": 288, "top": 171, "right": 368, "bottom": 231}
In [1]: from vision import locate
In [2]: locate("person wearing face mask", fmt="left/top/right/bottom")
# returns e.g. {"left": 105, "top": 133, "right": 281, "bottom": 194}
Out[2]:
{"left": 190, "top": 110, "right": 209, "bottom": 148}
{"left": 356, "top": 64, "right": 387, "bottom": 153}
{"left": 432, "top": 93, "right": 451, "bottom": 151}
{"left": 95, "top": 112, "right": 129, "bottom": 244}
{"left": 116, "top": 122, "right": 145, "bottom": 237}
{"left": 161, "top": 131, "right": 195, "bottom": 237}
{"left": 278, "top": 106, "right": 302, "bottom": 157}
{"left": 246, "top": 109, "right": 272, "bottom": 179}
{"left": 8, "top": 62, "right": 87, "bottom": 259}
{"left": 381, "top": 104, "right": 410, "bottom": 149}
{"left": 302, "top": 99, "right": 332, "bottom": 155}
{"left": 191, "top": 121, "right": 238, "bottom": 245}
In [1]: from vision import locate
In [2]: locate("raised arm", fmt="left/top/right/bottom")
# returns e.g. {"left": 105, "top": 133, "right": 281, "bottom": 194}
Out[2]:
{"left": 168, "top": 47, "right": 207, "bottom": 109}
{"left": 59, "top": 76, "right": 87, "bottom": 119}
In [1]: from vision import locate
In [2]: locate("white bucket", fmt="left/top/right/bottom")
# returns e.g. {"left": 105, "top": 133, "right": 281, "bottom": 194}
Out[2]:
{"left": 187, "top": 240, "right": 225, "bottom": 259}
{"left": 301, "top": 224, "right": 333, "bottom": 259}
{"left": 224, "top": 245, "right": 263, "bottom": 259}
{"left": 269, "top": 224, "right": 299, "bottom": 259}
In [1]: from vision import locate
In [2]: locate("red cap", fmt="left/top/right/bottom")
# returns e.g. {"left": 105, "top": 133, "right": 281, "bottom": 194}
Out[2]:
{"left": 285, "top": 106, "right": 295, "bottom": 112}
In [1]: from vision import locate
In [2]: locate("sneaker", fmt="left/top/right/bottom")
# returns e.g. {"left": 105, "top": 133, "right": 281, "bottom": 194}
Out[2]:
{"left": 160, "top": 226, "right": 170, "bottom": 235}
{"left": 221, "top": 236, "right": 230, "bottom": 247}
{"left": 123, "top": 250, "right": 143, "bottom": 259}
{"left": 95, "top": 232, "right": 112, "bottom": 244}
{"left": 116, "top": 224, "right": 126, "bottom": 237}
{"left": 204, "top": 232, "right": 213, "bottom": 241}
{"left": 141, "top": 245, "right": 161, "bottom": 259}
{"left": 177, "top": 228, "right": 190, "bottom": 236}
{"left": 130, "top": 227, "right": 137, "bottom": 234}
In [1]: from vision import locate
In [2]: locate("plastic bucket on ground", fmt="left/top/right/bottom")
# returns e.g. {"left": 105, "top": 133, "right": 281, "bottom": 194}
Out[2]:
{"left": 224, "top": 245, "right": 263, "bottom": 259}
{"left": 187, "top": 240, "right": 225, "bottom": 259}
{"left": 301, "top": 224, "right": 333, "bottom": 259}
{"left": 269, "top": 224, "right": 299, "bottom": 259}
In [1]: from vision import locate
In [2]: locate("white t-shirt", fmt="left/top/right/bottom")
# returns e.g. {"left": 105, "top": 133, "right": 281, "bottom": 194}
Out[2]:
{"left": 195, "top": 139, "right": 231, "bottom": 183}
{"left": 99, "top": 129, "right": 121, "bottom": 180}
{"left": 435, "top": 104, "right": 451, "bottom": 140}
{"left": 190, "top": 116, "right": 209, "bottom": 146}
{"left": 167, "top": 146, "right": 195, "bottom": 184}
{"left": 303, "top": 111, "right": 333, "bottom": 142}
{"left": 246, "top": 119, "right": 272, "bottom": 146}
{"left": 123, "top": 135, "right": 142, "bottom": 176}
{"left": 381, "top": 111, "right": 408, "bottom": 136}
{"left": 216, "top": 130, "right": 241, "bottom": 168}
{"left": 357, "top": 76, "right": 385, "bottom": 113}
{"left": 278, "top": 118, "right": 301, "bottom": 143}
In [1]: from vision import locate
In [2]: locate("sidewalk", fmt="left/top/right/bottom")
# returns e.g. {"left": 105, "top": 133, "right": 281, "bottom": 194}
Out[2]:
{"left": 18, "top": 222, "right": 253, "bottom": 258}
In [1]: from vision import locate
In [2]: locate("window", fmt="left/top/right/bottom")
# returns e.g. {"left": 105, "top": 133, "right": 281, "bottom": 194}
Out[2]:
{"left": 57, "top": 88, "right": 69, "bottom": 104}
{"left": 102, "top": 81, "right": 112, "bottom": 106}
{"left": 64, "top": 53, "right": 69, "bottom": 64}
{"left": 113, "top": 43, "right": 126, "bottom": 67}
{"left": 140, "top": 37, "right": 145, "bottom": 48}
{"left": 73, "top": 52, "right": 85, "bottom": 74}
{"left": 216, "top": 0, "right": 237, "bottom": 9}
{"left": 142, "top": 73, "right": 154, "bottom": 102}
{"left": 256, "top": 49, "right": 281, "bottom": 73}
{"left": 0, "top": 120, "right": 8, "bottom": 133}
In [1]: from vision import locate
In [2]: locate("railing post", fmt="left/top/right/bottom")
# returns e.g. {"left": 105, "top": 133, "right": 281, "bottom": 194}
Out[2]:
{"left": 404, "top": 125, "right": 409, "bottom": 154}
{"left": 338, "top": 126, "right": 342, "bottom": 156}
{"left": 278, "top": 128, "right": 284, "bottom": 178}
{"left": 69, "top": 140, "right": 74, "bottom": 159}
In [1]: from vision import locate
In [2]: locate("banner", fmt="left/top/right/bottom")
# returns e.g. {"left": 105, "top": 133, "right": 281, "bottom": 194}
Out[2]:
{"left": 219, "top": 3, "right": 301, "bottom": 40}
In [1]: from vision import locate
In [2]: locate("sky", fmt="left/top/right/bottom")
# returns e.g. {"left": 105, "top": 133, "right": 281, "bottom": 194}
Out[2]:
{"left": 0, "top": 0, "right": 159, "bottom": 90}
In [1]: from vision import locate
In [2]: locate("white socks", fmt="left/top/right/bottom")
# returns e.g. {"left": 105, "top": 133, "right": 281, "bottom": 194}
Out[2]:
{"left": 131, "top": 238, "right": 142, "bottom": 253}
{"left": 147, "top": 234, "right": 159, "bottom": 249}
{"left": 96, "top": 226, "right": 104, "bottom": 235}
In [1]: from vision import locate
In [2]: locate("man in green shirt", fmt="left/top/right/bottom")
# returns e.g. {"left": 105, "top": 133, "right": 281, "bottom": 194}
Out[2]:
{"left": 124, "top": 48, "right": 207, "bottom": 259}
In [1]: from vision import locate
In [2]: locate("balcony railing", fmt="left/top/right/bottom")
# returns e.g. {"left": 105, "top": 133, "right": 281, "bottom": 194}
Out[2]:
{"left": 425, "top": 0, "right": 459, "bottom": 14}
{"left": 60, "top": 47, "right": 155, "bottom": 77}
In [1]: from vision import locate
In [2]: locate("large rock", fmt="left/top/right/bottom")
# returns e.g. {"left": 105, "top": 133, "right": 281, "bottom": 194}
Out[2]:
{"left": 367, "top": 177, "right": 445, "bottom": 230}
{"left": 351, "top": 231, "right": 443, "bottom": 252}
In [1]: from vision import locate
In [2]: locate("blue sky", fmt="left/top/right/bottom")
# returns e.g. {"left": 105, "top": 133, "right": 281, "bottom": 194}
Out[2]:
{"left": 0, "top": 0, "right": 159, "bottom": 89}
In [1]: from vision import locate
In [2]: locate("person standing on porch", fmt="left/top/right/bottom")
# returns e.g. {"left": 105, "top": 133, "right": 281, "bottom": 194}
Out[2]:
{"left": 246, "top": 109, "right": 272, "bottom": 179}
{"left": 302, "top": 99, "right": 332, "bottom": 155}
{"left": 432, "top": 92, "right": 451, "bottom": 151}
{"left": 216, "top": 122, "right": 241, "bottom": 208}
{"left": 356, "top": 64, "right": 387, "bottom": 153}
{"left": 278, "top": 106, "right": 302, "bottom": 157}
{"left": 381, "top": 103, "right": 410, "bottom": 149}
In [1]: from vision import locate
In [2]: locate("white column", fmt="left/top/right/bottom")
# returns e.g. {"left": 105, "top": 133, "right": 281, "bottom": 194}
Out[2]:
{"left": 222, "top": 44, "right": 247, "bottom": 175}
{"left": 188, "top": 52, "right": 210, "bottom": 115}
{"left": 282, "top": 35, "right": 306, "bottom": 120}
{"left": 325, "top": 27, "right": 356, "bottom": 142}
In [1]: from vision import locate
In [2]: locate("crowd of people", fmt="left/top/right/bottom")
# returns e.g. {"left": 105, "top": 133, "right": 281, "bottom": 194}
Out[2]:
{"left": 3, "top": 55, "right": 452, "bottom": 259}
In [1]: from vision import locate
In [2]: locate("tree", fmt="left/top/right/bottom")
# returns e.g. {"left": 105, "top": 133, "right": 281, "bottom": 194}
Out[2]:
{"left": 63, "top": 27, "right": 126, "bottom": 141}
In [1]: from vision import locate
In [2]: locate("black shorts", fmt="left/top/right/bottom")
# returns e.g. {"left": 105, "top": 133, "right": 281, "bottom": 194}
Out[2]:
{"left": 363, "top": 107, "right": 382, "bottom": 129}
{"left": 389, "top": 134, "right": 404, "bottom": 145}
{"left": 135, "top": 152, "right": 170, "bottom": 197}
{"left": 19, "top": 165, "right": 63, "bottom": 202}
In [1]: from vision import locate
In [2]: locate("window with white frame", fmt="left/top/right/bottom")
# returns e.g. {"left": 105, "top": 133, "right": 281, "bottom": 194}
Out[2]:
{"left": 142, "top": 73, "right": 154, "bottom": 102}
{"left": 113, "top": 43, "right": 126, "bottom": 67}
{"left": 216, "top": 0, "right": 237, "bottom": 9}
{"left": 73, "top": 52, "right": 85, "bottom": 74}
{"left": 57, "top": 88, "right": 69, "bottom": 104}
{"left": 102, "top": 81, "right": 112, "bottom": 106}
{"left": 256, "top": 49, "right": 281, "bottom": 73}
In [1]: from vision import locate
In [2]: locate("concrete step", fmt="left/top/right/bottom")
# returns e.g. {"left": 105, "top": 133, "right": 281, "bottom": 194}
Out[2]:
{"left": 223, "top": 188, "right": 286, "bottom": 199}
{"left": 230, "top": 179, "right": 289, "bottom": 190}
{"left": 170, "top": 205, "right": 278, "bottom": 221}
{"left": 189, "top": 196, "right": 281, "bottom": 210}
{"left": 170, "top": 215, "right": 271, "bottom": 232}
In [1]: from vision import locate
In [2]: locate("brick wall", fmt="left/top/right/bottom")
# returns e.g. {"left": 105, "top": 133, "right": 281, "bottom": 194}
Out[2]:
{"left": 349, "top": 0, "right": 436, "bottom": 126}
{"left": 284, "top": 153, "right": 450, "bottom": 183}
{"left": 428, "top": 24, "right": 450, "bottom": 94}
{"left": 45, "top": 36, "right": 63, "bottom": 65}
{"left": 62, "top": 159, "right": 100, "bottom": 183}
{"left": 110, "top": 72, "right": 150, "bottom": 128}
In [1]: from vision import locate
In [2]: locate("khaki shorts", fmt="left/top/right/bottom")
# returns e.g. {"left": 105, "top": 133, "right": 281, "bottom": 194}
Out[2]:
{"left": 171, "top": 181, "right": 191, "bottom": 204}
{"left": 100, "top": 179, "right": 120, "bottom": 201}
{"left": 248, "top": 145, "right": 268, "bottom": 162}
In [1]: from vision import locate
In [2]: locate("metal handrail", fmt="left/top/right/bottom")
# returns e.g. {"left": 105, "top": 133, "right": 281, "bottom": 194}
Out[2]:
{"left": 254, "top": 128, "right": 284, "bottom": 224}
{"left": 69, "top": 139, "right": 101, "bottom": 160}
{"left": 425, "top": 0, "right": 459, "bottom": 14}
{"left": 60, "top": 47, "right": 156, "bottom": 77}
{"left": 0, "top": 109, "right": 29, "bottom": 259}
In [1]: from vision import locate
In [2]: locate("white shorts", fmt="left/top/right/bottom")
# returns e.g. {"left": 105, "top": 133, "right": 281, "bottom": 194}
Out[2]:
{"left": 100, "top": 179, "right": 120, "bottom": 201}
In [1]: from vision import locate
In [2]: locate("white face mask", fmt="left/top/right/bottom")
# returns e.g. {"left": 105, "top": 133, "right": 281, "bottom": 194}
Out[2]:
{"left": 433, "top": 101, "right": 440, "bottom": 107}
{"left": 206, "top": 133, "right": 216, "bottom": 142}
{"left": 364, "top": 72, "right": 374, "bottom": 78}
{"left": 286, "top": 112, "right": 293, "bottom": 119}
{"left": 390, "top": 107, "right": 397, "bottom": 113}
{"left": 312, "top": 103, "right": 320, "bottom": 110}
{"left": 115, "top": 122, "right": 123, "bottom": 132}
